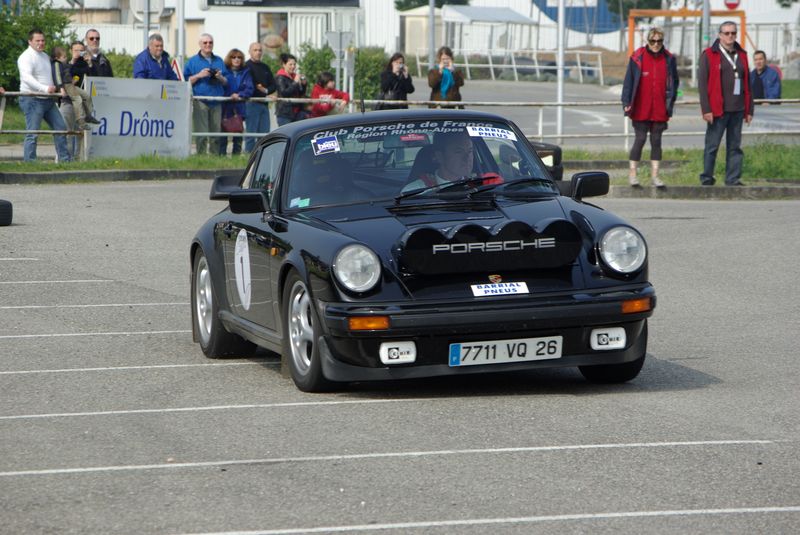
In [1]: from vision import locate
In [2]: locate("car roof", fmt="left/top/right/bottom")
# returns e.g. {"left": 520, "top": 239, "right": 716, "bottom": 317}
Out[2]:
{"left": 266, "top": 109, "right": 516, "bottom": 140}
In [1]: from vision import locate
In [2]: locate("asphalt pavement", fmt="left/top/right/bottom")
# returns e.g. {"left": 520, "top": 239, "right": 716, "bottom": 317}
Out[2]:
{"left": 0, "top": 180, "right": 798, "bottom": 533}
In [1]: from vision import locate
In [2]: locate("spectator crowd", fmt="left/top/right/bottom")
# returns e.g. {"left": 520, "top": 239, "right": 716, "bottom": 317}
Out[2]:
{"left": 14, "top": 28, "right": 362, "bottom": 162}
{"left": 11, "top": 23, "right": 785, "bottom": 181}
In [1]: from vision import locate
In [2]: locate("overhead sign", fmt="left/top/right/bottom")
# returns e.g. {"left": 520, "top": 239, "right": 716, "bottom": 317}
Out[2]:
{"left": 724, "top": 0, "right": 740, "bottom": 9}
{"left": 85, "top": 77, "right": 191, "bottom": 159}
{"left": 325, "top": 31, "right": 353, "bottom": 52}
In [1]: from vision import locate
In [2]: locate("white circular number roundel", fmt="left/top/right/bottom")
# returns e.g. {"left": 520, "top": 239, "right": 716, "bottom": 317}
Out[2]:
{"left": 234, "top": 229, "right": 252, "bottom": 311}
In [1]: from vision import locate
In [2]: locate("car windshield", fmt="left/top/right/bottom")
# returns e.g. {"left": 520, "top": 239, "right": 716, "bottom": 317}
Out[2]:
{"left": 283, "top": 119, "right": 556, "bottom": 209}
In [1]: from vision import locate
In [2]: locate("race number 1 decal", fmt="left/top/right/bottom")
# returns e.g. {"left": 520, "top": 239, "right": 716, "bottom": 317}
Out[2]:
{"left": 234, "top": 229, "right": 252, "bottom": 311}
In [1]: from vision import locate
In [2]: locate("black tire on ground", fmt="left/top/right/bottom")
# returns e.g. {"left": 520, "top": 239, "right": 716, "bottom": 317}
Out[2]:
{"left": 578, "top": 324, "right": 647, "bottom": 384}
{"left": 0, "top": 200, "right": 12, "bottom": 226}
{"left": 282, "top": 271, "right": 334, "bottom": 392}
{"left": 191, "top": 250, "right": 256, "bottom": 358}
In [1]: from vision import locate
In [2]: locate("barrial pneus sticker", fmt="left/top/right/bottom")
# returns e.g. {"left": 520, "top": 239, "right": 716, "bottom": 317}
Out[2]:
{"left": 234, "top": 229, "right": 252, "bottom": 311}
{"left": 471, "top": 282, "right": 529, "bottom": 297}
{"left": 466, "top": 125, "right": 518, "bottom": 141}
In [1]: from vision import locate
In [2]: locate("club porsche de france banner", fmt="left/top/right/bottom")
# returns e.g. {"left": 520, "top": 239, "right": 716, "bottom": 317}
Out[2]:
{"left": 84, "top": 77, "right": 191, "bottom": 158}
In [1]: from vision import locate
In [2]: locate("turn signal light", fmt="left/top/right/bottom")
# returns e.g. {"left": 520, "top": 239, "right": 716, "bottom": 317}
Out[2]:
{"left": 348, "top": 316, "right": 390, "bottom": 331}
{"left": 621, "top": 297, "right": 652, "bottom": 314}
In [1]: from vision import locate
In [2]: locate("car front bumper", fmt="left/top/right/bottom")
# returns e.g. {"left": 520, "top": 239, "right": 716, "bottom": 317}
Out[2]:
{"left": 318, "top": 284, "right": 655, "bottom": 382}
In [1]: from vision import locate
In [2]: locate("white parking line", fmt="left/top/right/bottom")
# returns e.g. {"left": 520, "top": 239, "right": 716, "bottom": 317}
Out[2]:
{"left": 0, "top": 330, "right": 191, "bottom": 340}
{"left": 0, "top": 361, "right": 277, "bottom": 375}
{"left": 179, "top": 506, "right": 800, "bottom": 534}
{"left": 0, "top": 302, "right": 188, "bottom": 310}
{"left": 0, "top": 257, "right": 39, "bottom": 261}
{"left": 0, "top": 279, "right": 112, "bottom": 284}
{"left": 0, "top": 440, "right": 774, "bottom": 477}
{"left": 0, "top": 398, "right": 441, "bottom": 421}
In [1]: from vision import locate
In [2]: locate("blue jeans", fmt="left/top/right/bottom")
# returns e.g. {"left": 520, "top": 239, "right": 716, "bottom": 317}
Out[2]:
{"left": 19, "top": 96, "right": 71, "bottom": 162}
{"left": 700, "top": 110, "right": 744, "bottom": 185}
{"left": 244, "top": 101, "right": 270, "bottom": 153}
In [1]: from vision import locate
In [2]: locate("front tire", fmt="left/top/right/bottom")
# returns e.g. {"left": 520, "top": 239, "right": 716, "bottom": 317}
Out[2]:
{"left": 282, "top": 272, "right": 333, "bottom": 392}
{"left": 0, "top": 200, "right": 12, "bottom": 226}
{"left": 192, "top": 250, "right": 255, "bottom": 358}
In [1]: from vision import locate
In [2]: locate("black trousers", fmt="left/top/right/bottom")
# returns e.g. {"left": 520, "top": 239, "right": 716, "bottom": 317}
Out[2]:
{"left": 629, "top": 120, "right": 668, "bottom": 161}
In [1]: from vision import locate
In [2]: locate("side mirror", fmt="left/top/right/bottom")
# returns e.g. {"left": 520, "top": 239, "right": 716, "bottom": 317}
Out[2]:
{"left": 229, "top": 189, "right": 271, "bottom": 214}
{"left": 571, "top": 171, "right": 609, "bottom": 200}
{"left": 529, "top": 139, "right": 563, "bottom": 181}
{"left": 209, "top": 175, "right": 242, "bottom": 200}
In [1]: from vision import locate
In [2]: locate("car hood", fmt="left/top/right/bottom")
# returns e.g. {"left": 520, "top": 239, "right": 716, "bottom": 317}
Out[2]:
{"left": 316, "top": 197, "right": 583, "bottom": 276}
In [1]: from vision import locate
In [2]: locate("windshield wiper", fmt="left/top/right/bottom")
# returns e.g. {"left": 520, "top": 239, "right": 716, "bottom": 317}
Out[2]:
{"left": 469, "top": 176, "right": 554, "bottom": 197}
{"left": 394, "top": 176, "right": 483, "bottom": 203}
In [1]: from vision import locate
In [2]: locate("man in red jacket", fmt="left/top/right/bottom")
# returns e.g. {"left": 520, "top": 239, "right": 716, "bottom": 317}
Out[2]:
{"left": 697, "top": 21, "right": 753, "bottom": 186}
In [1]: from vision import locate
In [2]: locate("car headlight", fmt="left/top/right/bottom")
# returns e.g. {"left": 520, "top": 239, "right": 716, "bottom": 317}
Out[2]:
{"left": 599, "top": 226, "right": 647, "bottom": 274}
{"left": 333, "top": 244, "right": 381, "bottom": 292}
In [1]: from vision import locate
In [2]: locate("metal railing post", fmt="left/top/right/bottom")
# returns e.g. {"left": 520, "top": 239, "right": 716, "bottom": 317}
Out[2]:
{"left": 623, "top": 117, "right": 630, "bottom": 153}
{"left": 537, "top": 106, "right": 543, "bottom": 140}
{"left": 511, "top": 52, "right": 518, "bottom": 82}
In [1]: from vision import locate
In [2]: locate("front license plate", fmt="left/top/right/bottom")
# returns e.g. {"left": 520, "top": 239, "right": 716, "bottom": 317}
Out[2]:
{"left": 448, "top": 336, "right": 563, "bottom": 367}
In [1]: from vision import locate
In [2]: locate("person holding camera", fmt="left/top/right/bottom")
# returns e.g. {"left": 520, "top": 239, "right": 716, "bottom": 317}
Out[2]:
{"left": 275, "top": 53, "right": 308, "bottom": 126}
{"left": 376, "top": 52, "right": 414, "bottom": 110}
{"left": 428, "top": 46, "right": 464, "bottom": 109}
{"left": 84, "top": 29, "right": 113, "bottom": 78}
{"left": 184, "top": 33, "right": 229, "bottom": 155}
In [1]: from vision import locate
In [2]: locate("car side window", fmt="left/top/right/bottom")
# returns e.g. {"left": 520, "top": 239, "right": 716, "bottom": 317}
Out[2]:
{"left": 250, "top": 141, "right": 287, "bottom": 201}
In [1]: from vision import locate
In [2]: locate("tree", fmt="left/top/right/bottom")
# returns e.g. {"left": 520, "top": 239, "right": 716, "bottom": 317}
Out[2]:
{"left": 0, "top": 0, "right": 74, "bottom": 90}
{"left": 395, "top": 0, "right": 469, "bottom": 11}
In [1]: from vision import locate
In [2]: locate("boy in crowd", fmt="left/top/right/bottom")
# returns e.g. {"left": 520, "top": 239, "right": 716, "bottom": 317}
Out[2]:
{"left": 51, "top": 46, "right": 100, "bottom": 130}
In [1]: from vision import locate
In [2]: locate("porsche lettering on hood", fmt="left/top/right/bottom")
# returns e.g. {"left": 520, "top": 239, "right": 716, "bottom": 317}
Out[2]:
{"left": 432, "top": 238, "right": 555, "bottom": 254}
{"left": 399, "top": 219, "right": 582, "bottom": 274}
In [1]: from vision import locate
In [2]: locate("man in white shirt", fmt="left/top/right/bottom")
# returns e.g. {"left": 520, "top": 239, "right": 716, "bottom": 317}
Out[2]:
{"left": 17, "top": 29, "right": 71, "bottom": 162}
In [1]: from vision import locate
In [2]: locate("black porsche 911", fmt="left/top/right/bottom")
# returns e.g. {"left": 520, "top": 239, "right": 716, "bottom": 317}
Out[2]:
{"left": 190, "top": 109, "right": 655, "bottom": 392}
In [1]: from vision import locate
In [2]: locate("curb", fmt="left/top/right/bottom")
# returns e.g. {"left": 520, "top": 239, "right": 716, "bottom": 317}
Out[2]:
{"left": 608, "top": 184, "right": 800, "bottom": 200}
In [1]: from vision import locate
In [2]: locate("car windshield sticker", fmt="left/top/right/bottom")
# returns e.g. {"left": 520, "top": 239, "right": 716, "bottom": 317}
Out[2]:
{"left": 329, "top": 121, "right": 500, "bottom": 142}
{"left": 400, "top": 133, "right": 428, "bottom": 143}
{"left": 289, "top": 197, "right": 310, "bottom": 208}
{"left": 234, "top": 229, "right": 252, "bottom": 311}
{"left": 311, "top": 135, "right": 340, "bottom": 156}
{"left": 470, "top": 282, "right": 529, "bottom": 297}
{"left": 467, "top": 126, "right": 518, "bottom": 141}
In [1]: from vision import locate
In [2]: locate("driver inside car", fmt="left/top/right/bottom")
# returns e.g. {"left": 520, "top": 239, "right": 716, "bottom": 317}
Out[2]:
{"left": 403, "top": 131, "right": 503, "bottom": 193}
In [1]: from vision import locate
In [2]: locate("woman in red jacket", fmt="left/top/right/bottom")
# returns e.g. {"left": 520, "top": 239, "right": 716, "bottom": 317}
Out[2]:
{"left": 621, "top": 27, "right": 679, "bottom": 188}
{"left": 309, "top": 71, "right": 350, "bottom": 118}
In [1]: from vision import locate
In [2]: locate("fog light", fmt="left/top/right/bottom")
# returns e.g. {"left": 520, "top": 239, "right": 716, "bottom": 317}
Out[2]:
{"left": 379, "top": 341, "right": 416, "bottom": 365}
{"left": 348, "top": 316, "right": 390, "bottom": 331}
{"left": 590, "top": 327, "right": 626, "bottom": 350}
